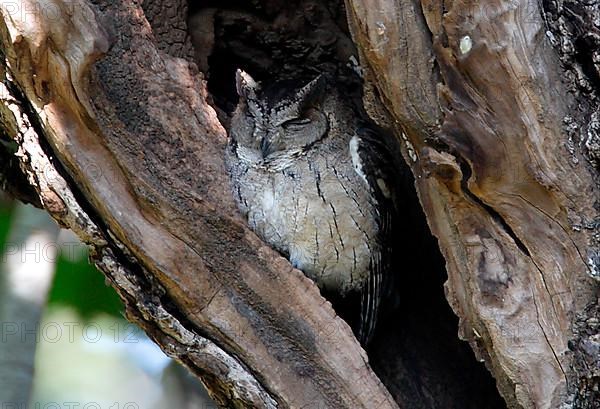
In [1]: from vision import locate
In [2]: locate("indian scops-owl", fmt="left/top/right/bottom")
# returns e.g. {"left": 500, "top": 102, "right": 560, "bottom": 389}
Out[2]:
{"left": 225, "top": 70, "right": 395, "bottom": 344}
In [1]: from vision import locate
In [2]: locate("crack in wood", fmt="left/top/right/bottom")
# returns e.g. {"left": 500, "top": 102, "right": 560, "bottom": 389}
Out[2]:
{"left": 530, "top": 287, "right": 569, "bottom": 384}
{"left": 457, "top": 158, "right": 532, "bottom": 257}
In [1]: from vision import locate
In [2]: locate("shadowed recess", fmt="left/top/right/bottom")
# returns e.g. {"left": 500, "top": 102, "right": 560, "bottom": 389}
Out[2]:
{"left": 186, "top": 0, "right": 506, "bottom": 407}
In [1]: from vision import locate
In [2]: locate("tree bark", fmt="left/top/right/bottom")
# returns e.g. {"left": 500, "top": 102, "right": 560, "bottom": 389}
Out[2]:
{"left": 344, "top": 0, "right": 599, "bottom": 407}
{"left": 0, "top": 1, "right": 394, "bottom": 408}
{"left": 0, "top": 1, "right": 597, "bottom": 408}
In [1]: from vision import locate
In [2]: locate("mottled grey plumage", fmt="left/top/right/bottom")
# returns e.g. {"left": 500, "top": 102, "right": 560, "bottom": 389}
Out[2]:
{"left": 225, "top": 70, "right": 394, "bottom": 344}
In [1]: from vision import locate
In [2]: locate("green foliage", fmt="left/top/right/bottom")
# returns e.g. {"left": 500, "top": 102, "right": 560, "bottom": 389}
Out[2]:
{"left": 47, "top": 250, "right": 123, "bottom": 320}
{"left": 0, "top": 199, "right": 123, "bottom": 320}
{"left": 0, "top": 201, "right": 13, "bottom": 249}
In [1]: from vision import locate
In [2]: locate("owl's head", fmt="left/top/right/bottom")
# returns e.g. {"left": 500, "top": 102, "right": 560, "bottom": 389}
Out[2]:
{"left": 230, "top": 70, "right": 329, "bottom": 158}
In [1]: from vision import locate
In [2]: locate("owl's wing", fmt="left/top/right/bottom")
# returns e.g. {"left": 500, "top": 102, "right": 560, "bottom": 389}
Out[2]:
{"left": 354, "top": 126, "right": 398, "bottom": 344}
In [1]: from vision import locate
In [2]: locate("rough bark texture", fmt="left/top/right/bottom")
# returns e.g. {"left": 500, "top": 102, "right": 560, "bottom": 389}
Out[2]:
{"left": 0, "top": 1, "right": 394, "bottom": 408}
{"left": 345, "top": 0, "right": 599, "bottom": 407}
{"left": 0, "top": 0, "right": 598, "bottom": 408}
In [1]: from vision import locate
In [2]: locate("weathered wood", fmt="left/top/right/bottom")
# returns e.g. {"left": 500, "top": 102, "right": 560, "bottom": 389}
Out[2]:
{"left": 345, "top": 0, "right": 599, "bottom": 408}
{"left": 0, "top": 1, "right": 396, "bottom": 408}
{"left": 1, "top": 0, "right": 598, "bottom": 408}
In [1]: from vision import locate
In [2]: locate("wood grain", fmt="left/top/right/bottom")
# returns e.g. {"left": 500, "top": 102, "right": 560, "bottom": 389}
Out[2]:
{"left": 345, "top": 0, "right": 598, "bottom": 407}
{"left": 0, "top": 1, "right": 397, "bottom": 407}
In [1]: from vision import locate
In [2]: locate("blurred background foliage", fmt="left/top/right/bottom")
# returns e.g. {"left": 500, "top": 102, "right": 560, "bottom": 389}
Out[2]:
{"left": 0, "top": 194, "right": 122, "bottom": 319}
{"left": 0, "top": 197, "right": 12, "bottom": 249}
{"left": 48, "top": 240, "right": 122, "bottom": 321}
{"left": 0, "top": 194, "right": 213, "bottom": 409}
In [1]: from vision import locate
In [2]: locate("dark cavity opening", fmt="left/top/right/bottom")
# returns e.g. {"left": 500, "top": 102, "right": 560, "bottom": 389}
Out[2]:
{"left": 187, "top": 1, "right": 506, "bottom": 407}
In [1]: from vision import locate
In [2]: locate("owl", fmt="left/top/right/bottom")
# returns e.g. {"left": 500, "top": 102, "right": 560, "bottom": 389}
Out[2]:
{"left": 225, "top": 70, "right": 395, "bottom": 344}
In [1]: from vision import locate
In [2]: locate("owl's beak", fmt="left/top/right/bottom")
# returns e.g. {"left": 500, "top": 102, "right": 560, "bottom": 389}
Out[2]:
{"left": 260, "top": 138, "right": 273, "bottom": 158}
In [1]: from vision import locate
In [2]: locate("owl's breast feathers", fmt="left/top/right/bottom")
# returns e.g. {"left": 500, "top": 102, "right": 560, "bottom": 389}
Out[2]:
{"left": 227, "top": 130, "right": 391, "bottom": 298}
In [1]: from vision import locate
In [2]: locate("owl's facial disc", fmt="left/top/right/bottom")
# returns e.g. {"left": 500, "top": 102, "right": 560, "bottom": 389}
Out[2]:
{"left": 233, "top": 70, "right": 329, "bottom": 158}
{"left": 261, "top": 107, "right": 329, "bottom": 157}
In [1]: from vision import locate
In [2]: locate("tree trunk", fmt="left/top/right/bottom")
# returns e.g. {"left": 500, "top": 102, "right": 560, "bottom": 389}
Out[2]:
{"left": 0, "top": 1, "right": 597, "bottom": 408}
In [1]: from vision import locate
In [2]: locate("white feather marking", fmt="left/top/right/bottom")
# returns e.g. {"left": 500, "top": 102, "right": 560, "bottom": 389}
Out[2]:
{"left": 349, "top": 136, "right": 369, "bottom": 186}
{"left": 262, "top": 189, "right": 275, "bottom": 210}
{"left": 289, "top": 246, "right": 310, "bottom": 272}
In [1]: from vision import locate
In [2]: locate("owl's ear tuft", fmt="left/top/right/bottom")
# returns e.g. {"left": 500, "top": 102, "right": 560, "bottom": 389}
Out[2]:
{"left": 272, "top": 75, "right": 327, "bottom": 124}
{"left": 296, "top": 74, "right": 326, "bottom": 105}
{"left": 236, "top": 69, "right": 260, "bottom": 100}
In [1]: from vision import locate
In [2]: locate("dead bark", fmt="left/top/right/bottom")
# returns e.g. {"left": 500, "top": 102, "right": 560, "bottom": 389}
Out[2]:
{"left": 0, "top": 0, "right": 597, "bottom": 408}
{"left": 345, "top": 0, "right": 599, "bottom": 407}
{"left": 0, "top": 1, "right": 395, "bottom": 408}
